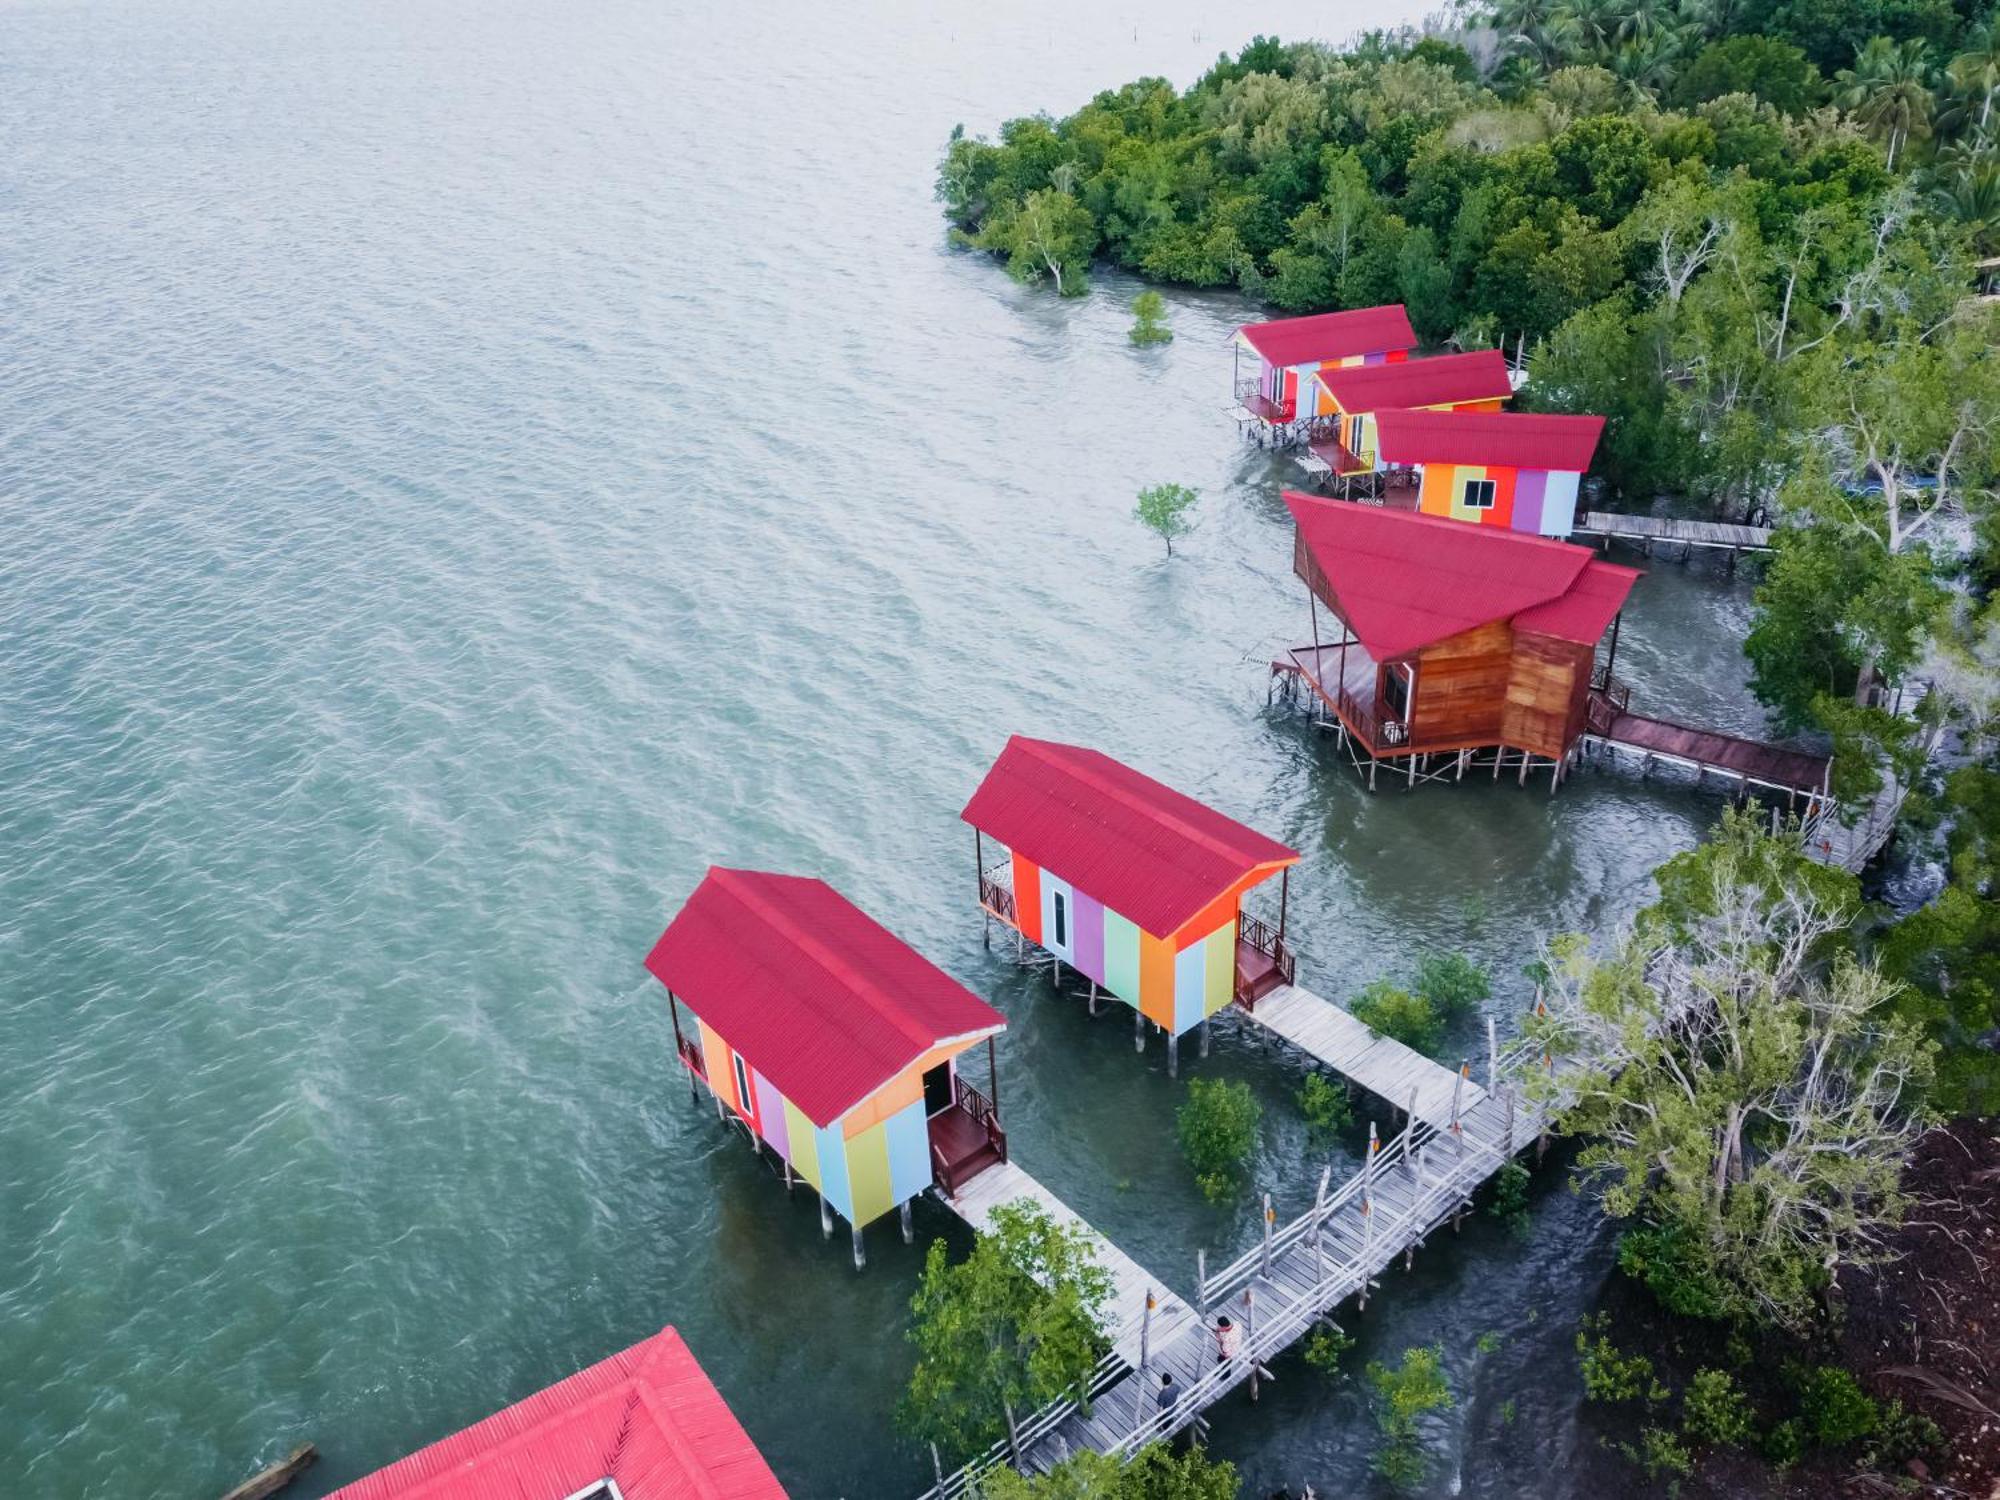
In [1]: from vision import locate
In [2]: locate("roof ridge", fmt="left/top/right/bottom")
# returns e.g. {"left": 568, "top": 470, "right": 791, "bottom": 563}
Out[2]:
{"left": 1013, "top": 738, "right": 1283, "bottom": 871}
{"left": 710, "top": 869, "right": 933, "bottom": 1056}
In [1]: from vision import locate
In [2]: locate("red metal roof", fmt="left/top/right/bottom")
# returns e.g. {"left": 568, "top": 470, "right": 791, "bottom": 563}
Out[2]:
{"left": 1285, "top": 492, "right": 1632, "bottom": 658}
{"left": 1373, "top": 408, "right": 1604, "bottom": 472}
{"left": 1237, "top": 304, "right": 1417, "bottom": 368}
{"left": 960, "top": 737, "right": 1298, "bottom": 937}
{"left": 327, "top": 1326, "right": 787, "bottom": 1500}
{"left": 1314, "top": 350, "right": 1512, "bottom": 413}
{"left": 645, "top": 869, "right": 1004, "bottom": 1127}
{"left": 1513, "top": 559, "right": 1641, "bottom": 644}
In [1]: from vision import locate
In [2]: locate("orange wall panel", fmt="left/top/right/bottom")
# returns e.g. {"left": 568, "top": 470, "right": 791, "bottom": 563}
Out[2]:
{"left": 1012, "top": 851, "right": 1042, "bottom": 944}
{"left": 1139, "top": 930, "right": 1176, "bottom": 1028}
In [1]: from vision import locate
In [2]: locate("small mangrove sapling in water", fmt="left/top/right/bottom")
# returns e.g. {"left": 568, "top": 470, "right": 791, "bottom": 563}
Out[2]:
{"left": 1367, "top": 1345, "right": 1454, "bottom": 1490}
{"left": 1128, "top": 289, "right": 1173, "bottom": 345}
{"left": 1134, "top": 482, "right": 1198, "bottom": 556}
{"left": 1175, "top": 1076, "right": 1261, "bottom": 1203}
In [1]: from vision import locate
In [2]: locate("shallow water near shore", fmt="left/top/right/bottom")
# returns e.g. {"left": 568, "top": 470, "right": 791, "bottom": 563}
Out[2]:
{"left": 1, "top": 3, "right": 1780, "bottom": 1495}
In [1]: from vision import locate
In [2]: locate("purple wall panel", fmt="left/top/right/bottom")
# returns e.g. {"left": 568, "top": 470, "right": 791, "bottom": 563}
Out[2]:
{"left": 1071, "top": 888, "right": 1105, "bottom": 985}
{"left": 752, "top": 1069, "right": 789, "bottom": 1161}
{"left": 1511, "top": 469, "right": 1548, "bottom": 534}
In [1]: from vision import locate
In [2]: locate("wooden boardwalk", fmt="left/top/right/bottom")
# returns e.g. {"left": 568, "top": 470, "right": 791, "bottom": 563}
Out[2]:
{"left": 944, "top": 1160, "right": 1199, "bottom": 1370}
{"left": 1584, "top": 709, "right": 1831, "bottom": 801}
{"left": 1573, "top": 511, "right": 1772, "bottom": 553}
{"left": 1243, "top": 983, "right": 1484, "bottom": 1129}
{"left": 918, "top": 1033, "right": 1559, "bottom": 1499}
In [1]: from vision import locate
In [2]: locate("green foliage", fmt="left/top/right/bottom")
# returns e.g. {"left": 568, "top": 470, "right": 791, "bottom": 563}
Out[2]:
{"left": 897, "top": 1200, "right": 1113, "bottom": 1461}
{"left": 1545, "top": 817, "right": 1936, "bottom": 1332}
{"left": 1349, "top": 978, "right": 1444, "bottom": 1054}
{"left": 1628, "top": 1425, "right": 1695, "bottom": 1480}
{"left": 1410, "top": 951, "right": 1491, "bottom": 1019}
{"left": 1366, "top": 1346, "right": 1454, "bottom": 1490}
{"left": 1761, "top": 1416, "right": 1805, "bottom": 1467}
{"left": 980, "top": 1444, "right": 1239, "bottom": 1499}
{"left": 1487, "top": 1161, "right": 1533, "bottom": 1235}
{"left": 1302, "top": 1321, "right": 1355, "bottom": 1375}
{"left": 1862, "top": 1398, "right": 1944, "bottom": 1469}
{"left": 1682, "top": 1368, "right": 1757, "bottom": 1447}
{"left": 1674, "top": 35, "right": 1823, "bottom": 113}
{"left": 1576, "top": 1315, "right": 1669, "bottom": 1405}
{"left": 1474, "top": 1330, "right": 1503, "bottom": 1356}
{"left": 1128, "top": 289, "right": 1173, "bottom": 345}
{"left": 1615, "top": 1223, "right": 1733, "bottom": 1322}
{"left": 1296, "top": 1071, "right": 1353, "bottom": 1138}
{"left": 1176, "top": 1077, "right": 1262, "bottom": 1203}
{"left": 1133, "top": 482, "right": 1199, "bottom": 556}
{"left": 1794, "top": 1364, "right": 1881, "bottom": 1446}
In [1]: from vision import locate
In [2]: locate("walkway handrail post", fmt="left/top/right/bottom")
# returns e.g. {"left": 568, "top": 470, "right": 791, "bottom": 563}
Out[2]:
{"left": 1486, "top": 1015, "right": 1498, "bottom": 1091}
{"left": 1195, "top": 1248, "right": 1208, "bottom": 1316}
{"left": 1503, "top": 1084, "right": 1515, "bottom": 1157}
{"left": 1243, "top": 1287, "right": 1258, "bottom": 1401}
{"left": 1310, "top": 1165, "right": 1329, "bottom": 1284}
{"left": 1450, "top": 1062, "right": 1466, "bottom": 1153}
{"left": 1404, "top": 1087, "right": 1419, "bottom": 1177}
{"left": 1261, "top": 1194, "right": 1275, "bottom": 1277}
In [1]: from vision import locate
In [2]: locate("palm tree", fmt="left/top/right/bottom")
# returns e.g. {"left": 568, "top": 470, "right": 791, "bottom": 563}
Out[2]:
{"left": 1947, "top": 24, "right": 2000, "bottom": 136}
{"left": 1837, "top": 37, "right": 1938, "bottom": 170}
{"left": 1931, "top": 161, "right": 2000, "bottom": 254}
{"left": 1615, "top": 0, "right": 1675, "bottom": 45}
{"left": 1562, "top": 0, "right": 1625, "bottom": 59}
{"left": 1612, "top": 30, "right": 1682, "bottom": 102}
{"left": 1513, "top": 13, "right": 1585, "bottom": 71}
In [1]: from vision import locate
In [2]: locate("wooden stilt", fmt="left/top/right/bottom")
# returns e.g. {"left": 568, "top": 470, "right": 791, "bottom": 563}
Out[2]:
{"left": 852, "top": 1224, "right": 866, "bottom": 1270}
{"left": 1167, "top": 1032, "right": 1179, "bottom": 1078}
{"left": 1134, "top": 1007, "right": 1145, "bottom": 1052}
{"left": 1518, "top": 751, "right": 1530, "bottom": 787}
{"left": 1486, "top": 1015, "right": 1499, "bottom": 1091}
{"left": 1196, "top": 1248, "right": 1208, "bottom": 1317}
{"left": 1199, "top": 1018, "right": 1210, "bottom": 1058}
{"left": 1087, "top": 982, "right": 1098, "bottom": 1016}
{"left": 819, "top": 1196, "right": 833, "bottom": 1239}
{"left": 783, "top": 1157, "right": 794, "bottom": 1193}
{"left": 899, "top": 1200, "right": 914, "bottom": 1244}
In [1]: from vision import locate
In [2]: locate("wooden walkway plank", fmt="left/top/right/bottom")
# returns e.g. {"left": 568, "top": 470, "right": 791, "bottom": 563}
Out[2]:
{"left": 1245, "top": 983, "right": 1485, "bottom": 1129}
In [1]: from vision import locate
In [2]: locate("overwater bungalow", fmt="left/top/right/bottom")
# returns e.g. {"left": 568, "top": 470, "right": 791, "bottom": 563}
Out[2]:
{"left": 1303, "top": 348, "right": 1514, "bottom": 484}
{"left": 961, "top": 736, "right": 1300, "bottom": 1072}
{"left": 327, "top": 1325, "right": 787, "bottom": 1499}
{"left": 1276, "top": 493, "right": 1640, "bottom": 790}
{"left": 1231, "top": 303, "right": 1417, "bottom": 445}
{"left": 1371, "top": 407, "right": 1605, "bottom": 537}
{"left": 645, "top": 868, "right": 1007, "bottom": 1265}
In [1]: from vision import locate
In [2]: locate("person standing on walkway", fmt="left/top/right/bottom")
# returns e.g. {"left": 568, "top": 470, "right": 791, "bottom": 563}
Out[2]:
{"left": 1156, "top": 1369, "right": 1180, "bottom": 1430}
{"left": 1214, "top": 1314, "right": 1241, "bottom": 1364}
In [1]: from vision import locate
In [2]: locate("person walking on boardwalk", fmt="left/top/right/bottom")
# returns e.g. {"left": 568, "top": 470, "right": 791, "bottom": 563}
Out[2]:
{"left": 1214, "top": 1314, "right": 1241, "bottom": 1364}
{"left": 1156, "top": 1370, "right": 1180, "bottom": 1430}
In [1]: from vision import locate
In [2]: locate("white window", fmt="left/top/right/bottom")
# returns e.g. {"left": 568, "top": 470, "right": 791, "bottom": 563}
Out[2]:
{"left": 1462, "top": 478, "right": 1497, "bottom": 510}
{"left": 732, "top": 1052, "right": 753, "bottom": 1113}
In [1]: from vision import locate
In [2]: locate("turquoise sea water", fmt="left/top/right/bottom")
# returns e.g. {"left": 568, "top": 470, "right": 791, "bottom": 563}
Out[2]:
{"left": 0, "top": 3, "right": 1776, "bottom": 1495}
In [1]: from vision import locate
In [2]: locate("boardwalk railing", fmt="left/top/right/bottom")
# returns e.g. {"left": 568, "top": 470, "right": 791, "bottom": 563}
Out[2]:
{"left": 1233, "top": 914, "right": 1294, "bottom": 1002}
{"left": 979, "top": 866, "right": 1017, "bottom": 928}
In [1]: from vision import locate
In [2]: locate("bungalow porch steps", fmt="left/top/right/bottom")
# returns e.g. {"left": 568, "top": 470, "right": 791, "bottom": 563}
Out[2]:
{"left": 1240, "top": 983, "right": 1486, "bottom": 1131}
{"left": 941, "top": 1158, "right": 1200, "bottom": 1373}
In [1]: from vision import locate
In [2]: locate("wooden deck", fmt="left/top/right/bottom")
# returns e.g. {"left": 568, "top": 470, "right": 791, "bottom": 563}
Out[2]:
{"left": 943, "top": 1160, "right": 1199, "bottom": 1371}
{"left": 1243, "top": 983, "right": 1484, "bottom": 1130}
{"left": 1588, "top": 708, "right": 1830, "bottom": 799}
{"left": 1574, "top": 511, "right": 1772, "bottom": 553}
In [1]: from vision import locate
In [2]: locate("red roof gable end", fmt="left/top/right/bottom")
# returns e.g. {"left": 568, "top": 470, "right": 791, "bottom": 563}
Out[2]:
{"left": 328, "top": 1326, "right": 788, "bottom": 1500}
{"left": 645, "top": 870, "right": 1005, "bottom": 1127}
{"left": 1373, "top": 408, "right": 1605, "bottom": 472}
{"left": 1315, "top": 349, "right": 1513, "bottom": 413}
{"left": 961, "top": 737, "right": 1298, "bottom": 938}
{"left": 1238, "top": 304, "right": 1417, "bottom": 368}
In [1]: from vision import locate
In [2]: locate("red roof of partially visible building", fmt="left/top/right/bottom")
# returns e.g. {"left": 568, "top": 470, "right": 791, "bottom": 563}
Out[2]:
{"left": 645, "top": 869, "right": 1004, "bottom": 1127}
{"left": 1373, "top": 408, "right": 1605, "bottom": 472}
{"left": 327, "top": 1326, "right": 787, "bottom": 1500}
{"left": 1237, "top": 304, "right": 1417, "bottom": 368}
{"left": 1314, "top": 350, "right": 1513, "bottom": 413}
{"left": 1284, "top": 492, "right": 1635, "bottom": 659}
{"left": 960, "top": 737, "right": 1298, "bottom": 937}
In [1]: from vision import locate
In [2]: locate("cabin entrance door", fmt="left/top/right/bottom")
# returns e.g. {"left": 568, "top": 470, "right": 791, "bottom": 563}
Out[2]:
{"left": 922, "top": 1062, "right": 954, "bottom": 1117}
{"left": 1381, "top": 662, "right": 1415, "bottom": 740}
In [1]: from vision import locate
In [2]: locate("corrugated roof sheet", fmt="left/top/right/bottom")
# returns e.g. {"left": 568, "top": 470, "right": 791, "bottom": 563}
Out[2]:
{"left": 1314, "top": 349, "right": 1512, "bottom": 413}
{"left": 959, "top": 737, "right": 1298, "bottom": 938}
{"left": 1237, "top": 304, "right": 1417, "bottom": 368}
{"left": 1513, "top": 558, "right": 1641, "bottom": 644}
{"left": 1285, "top": 491, "right": 1630, "bottom": 658}
{"left": 1373, "top": 408, "right": 1605, "bottom": 472}
{"left": 326, "top": 1326, "right": 787, "bottom": 1500}
{"left": 644, "top": 869, "right": 1004, "bottom": 1127}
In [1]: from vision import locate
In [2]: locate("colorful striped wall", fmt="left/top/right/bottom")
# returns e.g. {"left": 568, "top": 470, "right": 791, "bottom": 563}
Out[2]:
{"left": 687, "top": 1019, "right": 955, "bottom": 1229}
{"left": 1417, "top": 463, "right": 1576, "bottom": 537}
{"left": 1003, "top": 853, "right": 1239, "bottom": 1037}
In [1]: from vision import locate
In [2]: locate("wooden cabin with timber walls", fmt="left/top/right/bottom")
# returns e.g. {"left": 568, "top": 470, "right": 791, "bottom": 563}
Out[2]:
{"left": 326, "top": 1325, "right": 788, "bottom": 1500}
{"left": 961, "top": 736, "right": 1300, "bottom": 1074}
{"left": 645, "top": 868, "right": 1008, "bottom": 1267}
{"left": 1274, "top": 493, "right": 1641, "bottom": 791}
{"left": 1305, "top": 348, "right": 1515, "bottom": 485}
{"left": 1230, "top": 303, "right": 1417, "bottom": 447}
{"left": 1373, "top": 408, "right": 1605, "bottom": 537}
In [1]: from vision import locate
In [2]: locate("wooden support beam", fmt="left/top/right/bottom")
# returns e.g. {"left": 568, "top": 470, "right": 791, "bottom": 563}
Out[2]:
{"left": 219, "top": 1445, "right": 318, "bottom": 1500}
